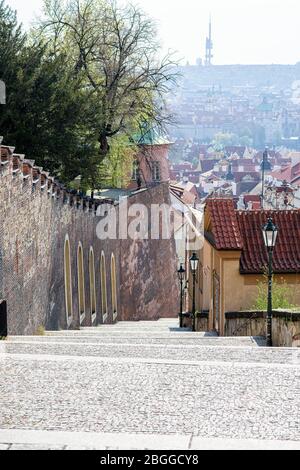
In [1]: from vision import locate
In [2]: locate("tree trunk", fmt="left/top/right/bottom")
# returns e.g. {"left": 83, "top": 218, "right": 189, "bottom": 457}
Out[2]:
{"left": 99, "top": 132, "right": 110, "bottom": 158}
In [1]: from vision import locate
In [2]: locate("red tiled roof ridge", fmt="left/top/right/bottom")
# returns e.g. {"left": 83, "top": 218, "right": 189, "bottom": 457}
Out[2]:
{"left": 237, "top": 209, "right": 300, "bottom": 215}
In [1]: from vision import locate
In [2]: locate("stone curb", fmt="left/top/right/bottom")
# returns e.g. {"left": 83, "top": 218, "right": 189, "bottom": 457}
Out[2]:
{"left": 0, "top": 430, "right": 300, "bottom": 450}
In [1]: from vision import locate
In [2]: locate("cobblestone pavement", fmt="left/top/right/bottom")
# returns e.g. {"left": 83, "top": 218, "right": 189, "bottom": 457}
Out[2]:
{"left": 1, "top": 320, "right": 300, "bottom": 450}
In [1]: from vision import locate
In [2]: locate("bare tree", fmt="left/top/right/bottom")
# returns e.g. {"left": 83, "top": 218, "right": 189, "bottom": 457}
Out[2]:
{"left": 40, "top": 0, "right": 178, "bottom": 160}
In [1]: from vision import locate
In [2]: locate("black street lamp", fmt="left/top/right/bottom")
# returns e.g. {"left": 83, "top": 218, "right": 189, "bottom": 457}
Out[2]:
{"left": 262, "top": 217, "right": 279, "bottom": 347}
{"left": 190, "top": 253, "right": 199, "bottom": 332}
{"left": 177, "top": 264, "right": 186, "bottom": 328}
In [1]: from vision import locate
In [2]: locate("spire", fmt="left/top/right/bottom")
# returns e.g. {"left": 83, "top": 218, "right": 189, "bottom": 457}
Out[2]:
{"left": 205, "top": 14, "right": 213, "bottom": 66}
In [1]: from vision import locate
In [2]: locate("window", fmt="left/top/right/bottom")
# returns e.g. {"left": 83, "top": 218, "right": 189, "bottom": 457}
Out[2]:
{"left": 152, "top": 161, "right": 161, "bottom": 182}
{"left": 77, "top": 243, "right": 86, "bottom": 324}
{"left": 64, "top": 235, "right": 73, "bottom": 325}
{"left": 100, "top": 252, "right": 108, "bottom": 322}
{"left": 89, "top": 248, "right": 97, "bottom": 324}
{"left": 111, "top": 254, "right": 118, "bottom": 321}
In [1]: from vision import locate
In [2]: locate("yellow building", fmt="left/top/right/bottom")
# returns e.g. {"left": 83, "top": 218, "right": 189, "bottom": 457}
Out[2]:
{"left": 193, "top": 198, "right": 300, "bottom": 335}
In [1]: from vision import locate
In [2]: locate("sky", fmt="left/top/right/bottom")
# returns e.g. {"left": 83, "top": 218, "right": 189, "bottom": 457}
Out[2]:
{"left": 5, "top": 0, "right": 300, "bottom": 65}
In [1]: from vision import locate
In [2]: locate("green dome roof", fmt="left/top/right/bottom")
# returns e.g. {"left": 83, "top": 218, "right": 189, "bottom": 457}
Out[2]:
{"left": 133, "top": 125, "right": 171, "bottom": 146}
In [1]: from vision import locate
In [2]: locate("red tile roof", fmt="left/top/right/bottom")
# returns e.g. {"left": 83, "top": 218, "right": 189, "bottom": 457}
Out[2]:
{"left": 251, "top": 201, "right": 262, "bottom": 211}
{"left": 237, "top": 210, "right": 300, "bottom": 274}
{"left": 200, "top": 160, "right": 219, "bottom": 172}
{"left": 205, "top": 198, "right": 300, "bottom": 274}
{"left": 244, "top": 195, "right": 261, "bottom": 204}
{"left": 225, "top": 146, "right": 246, "bottom": 157}
{"left": 271, "top": 161, "right": 300, "bottom": 184}
{"left": 271, "top": 165, "right": 292, "bottom": 182}
{"left": 205, "top": 199, "right": 243, "bottom": 250}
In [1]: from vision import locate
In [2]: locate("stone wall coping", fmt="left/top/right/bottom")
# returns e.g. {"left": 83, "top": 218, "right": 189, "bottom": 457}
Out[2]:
{"left": 185, "top": 311, "right": 209, "bottom": 319}
{"left": 0, "top": 144, "right": 115, "bottom": 213}
{"left": 226, "top": 310, "right": 300, "bottom": 321}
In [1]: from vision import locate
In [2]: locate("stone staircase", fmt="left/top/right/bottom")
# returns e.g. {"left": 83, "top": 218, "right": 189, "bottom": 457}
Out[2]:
{"left": 7, "top": 319, "right": 298, "bottom": 366}
{"left": 1, "top": 319, "right": 300, "bottom": 450}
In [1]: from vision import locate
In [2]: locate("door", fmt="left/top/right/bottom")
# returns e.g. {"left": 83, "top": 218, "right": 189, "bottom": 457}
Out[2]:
{"left": 0, "top": 301, "right": 7, "bottom": 337}
{"left": 213, "top": 272, "right": 220, "bottom": 334}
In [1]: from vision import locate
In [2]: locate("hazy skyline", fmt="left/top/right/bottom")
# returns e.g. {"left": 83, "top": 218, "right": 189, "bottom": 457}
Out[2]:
{"left": 5, "top": 0, "right": 300, "bottom": 65}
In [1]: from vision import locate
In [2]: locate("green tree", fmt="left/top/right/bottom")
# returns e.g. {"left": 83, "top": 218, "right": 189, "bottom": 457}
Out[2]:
{"left": 0, "top": 0, "right": 176, "bottom": 192}
{"left": 0, "top": 0, "right": 25, "bottom": 80}
{"left": 40, "top": 0, "right": 177, "bottom": 161}
{"left": 238, "top": 135, "right": 253, "bottom": 147}
{"left": 211, "top": 132, "right": 238, "bottom": 150}
{"left": 0, "top": 1, "right": 91, "bottom": 183}
{"left": 98, "top": 135, "right": 137, "bottom": 188}
{"left": 252, "top": 275, "right": 296, "bottom": 311}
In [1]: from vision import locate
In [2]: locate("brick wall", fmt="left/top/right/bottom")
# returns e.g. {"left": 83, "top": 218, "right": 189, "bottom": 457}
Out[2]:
{"left": 127, "top": 144, "right": 171, "bottom": 190}
{"left": 0, "top": 145, "right": 179, "bottom": 335}
{"left": 120, "top": 183, "right": 180, "bottom": 321}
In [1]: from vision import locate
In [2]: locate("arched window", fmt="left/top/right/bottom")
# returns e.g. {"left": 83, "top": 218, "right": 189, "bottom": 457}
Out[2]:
{"left": 89, "top": 247, "right": 97, "bottom": 324}
{"left": 100, "top": 252, "right": 108, "bottom": 322}
{"left": 111, "top": 254, "right": 118, "bottom": 321}
{"left": 64, "top": 235, "right": 73, "bottom": 325}
{"left": 77, "top": 243, "right": 86, "bottom": 324}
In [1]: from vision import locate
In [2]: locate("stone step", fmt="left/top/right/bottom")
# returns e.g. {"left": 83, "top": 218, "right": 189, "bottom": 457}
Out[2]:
{"left": 79, "top": 323, "right": 179, "bottom": 329}
{"left": 44, "top": 332, "right": 211, "bottom": 337}
{"left": 80, "top": 327, "right": 180, "bottom": 332}
{"left": 1, "top": 430, "right": 299, "bottom": 451}
{"left": 42, "top": 328, "right": 234, "bottom": 337}
{"left": 8, "top": 335, "right": 264, "bottom": 347}
{"left": 6, "top": 341, "right": 298, "bottom": 365}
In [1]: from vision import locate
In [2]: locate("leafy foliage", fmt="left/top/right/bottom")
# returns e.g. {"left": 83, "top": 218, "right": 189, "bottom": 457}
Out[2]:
{"left": 97, "top": 135, "right": 137, "bottom": 188}
{"left": 0, "top": 1, "right": 90, "bottom": 182}
{"left": 211, "top": 132, "right": 253, "bottom": 150}
{"left": 0, "top": 0, "right": 177, "bottom": 190}
{"left": 252, "top": 274, "right": 296, "bottom": 311}
{"left": 40, "top": 0, "right": 177, "bottom": 160}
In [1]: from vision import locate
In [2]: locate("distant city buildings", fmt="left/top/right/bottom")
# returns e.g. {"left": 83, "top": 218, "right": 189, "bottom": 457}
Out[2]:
{"left": 167, "top": 59, "right": 300, "bottom": 211}
{"left": 168, "top": 64, "right": 300, "bottom": 149}
{"left": 169, "top": 142, "right": 300, "bottom": 210}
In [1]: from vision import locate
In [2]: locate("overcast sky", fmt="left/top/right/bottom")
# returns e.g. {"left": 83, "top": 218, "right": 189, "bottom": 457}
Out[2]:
{"left": 5, "top": 0, "right": 300, "bottom": 65}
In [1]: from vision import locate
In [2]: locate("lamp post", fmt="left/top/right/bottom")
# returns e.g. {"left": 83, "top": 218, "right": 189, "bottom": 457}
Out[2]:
{"left": 190, "top": 253, "right": 199, "bottom": 332}
{"left": 177, "top": 264, "right": 186, "bottom": 328}
{"left": 262, "top": 218, "right": 279, "bottom": 347}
